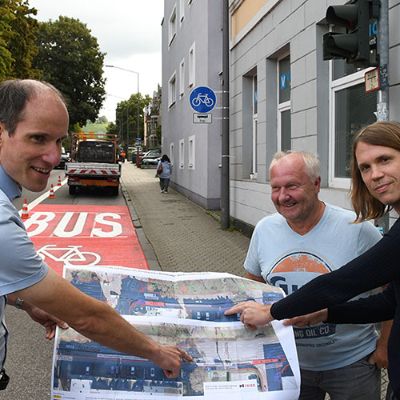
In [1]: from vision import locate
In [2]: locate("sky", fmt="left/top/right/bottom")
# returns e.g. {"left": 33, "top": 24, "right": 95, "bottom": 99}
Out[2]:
{"left": 30, "top": 0, "right": 164, "bottom": 122}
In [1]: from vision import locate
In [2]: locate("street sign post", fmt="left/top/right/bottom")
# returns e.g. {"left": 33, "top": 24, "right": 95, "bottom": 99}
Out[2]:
{"left": 189, "top": 86, "right": 217, "bottom": 113}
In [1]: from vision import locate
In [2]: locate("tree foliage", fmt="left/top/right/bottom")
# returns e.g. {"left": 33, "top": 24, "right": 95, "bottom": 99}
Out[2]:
{"left": 114, "top": 93, "right": 151, "bottom": 147}
{"left": 33, "top": 16, "right": 106, "bottom": 128}
{"left": 0, "top": 0, "right": 39, "bottom": 80}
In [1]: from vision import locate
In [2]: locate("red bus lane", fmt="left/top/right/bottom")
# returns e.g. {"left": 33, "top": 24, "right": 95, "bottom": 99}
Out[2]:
{"left": 23, "top": 204, "right": 148, "bottom": 275}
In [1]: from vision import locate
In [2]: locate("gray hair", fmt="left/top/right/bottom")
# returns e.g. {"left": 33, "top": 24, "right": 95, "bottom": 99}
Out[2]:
{"left": 269, "top": 150, "right": 320, "bottom": 180}
{"left": 0, "top": 79, "right": 66, "bottom": 135}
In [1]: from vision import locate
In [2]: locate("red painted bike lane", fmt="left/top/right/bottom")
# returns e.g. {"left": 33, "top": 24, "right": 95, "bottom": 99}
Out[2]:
{"left": 23, "top": 204, "right": 148, "bottom": 275}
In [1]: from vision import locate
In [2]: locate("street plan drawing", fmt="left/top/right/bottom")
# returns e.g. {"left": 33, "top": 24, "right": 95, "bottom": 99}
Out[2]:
{"left": 51, "top": 266, "right": 300, "bottom": 399}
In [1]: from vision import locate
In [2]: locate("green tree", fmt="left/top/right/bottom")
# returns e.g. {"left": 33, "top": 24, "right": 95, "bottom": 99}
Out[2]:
{"left": 106, "top": 121, "right": 118, "bottom": 135}
{"left": 0, "top": 0, "right": 38, "bottom": 80}
{"left": 115, "top": 93, "right": 150, "bottom": 147}
{"left": 33, "top": 16, "right": 106, "bottom": 128}
{"left": 8, "top": 0, "right": 39, "bottom": 78}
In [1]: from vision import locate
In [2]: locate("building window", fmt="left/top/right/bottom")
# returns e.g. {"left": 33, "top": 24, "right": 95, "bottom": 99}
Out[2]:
{"left": 168, "top": 72, "right": 177, "bottom": 108}
{"left": 170, "top": 143, "right": 174, "bottom": 166}
{"left": 188, "top": 43, "right": 195, "bottom": 87}
{"left": 242, "top": 68, "right": 257, "bottom": 179}
{"left": 252, "top": 75, "right": 258, "bottom": 178}
{"left": 277, "top": 55, "right": 291, "bottom": 151}
{"left": 329, "top": 61, "right": 377, "bottom": 188}
{"left": 168, "top": 5, "right": 177, "bottom": 46}
{"left": 179, "top": 58, "right": 185, "bottom": 97}
{"left": 179, "top": 139, "right": 184, "bottom": 168}
{"left": 188, "top": 135, "right": 195, "bottom": 169}
{"left": 179, "top": 0, "right": 184, "bottom": 22}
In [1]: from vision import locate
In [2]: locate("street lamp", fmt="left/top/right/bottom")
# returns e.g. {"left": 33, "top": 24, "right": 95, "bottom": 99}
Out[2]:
{"left": 105, "top": 64, "right": 141, "bottom": 147}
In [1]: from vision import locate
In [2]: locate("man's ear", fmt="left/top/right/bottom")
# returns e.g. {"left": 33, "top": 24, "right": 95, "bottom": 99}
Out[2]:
{"left": 314, "top": 176, "right": 321, "bottom": 193}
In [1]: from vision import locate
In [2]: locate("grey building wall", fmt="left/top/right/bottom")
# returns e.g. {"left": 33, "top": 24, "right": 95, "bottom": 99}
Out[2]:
{"left": 161, "top": 0, "right": 223, "bottom": 209}
{"left": 229, "top": 0, "right": 400, "bottom": 228}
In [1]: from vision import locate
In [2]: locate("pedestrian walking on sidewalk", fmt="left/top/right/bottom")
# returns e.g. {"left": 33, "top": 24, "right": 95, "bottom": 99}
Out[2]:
{"left": 227, "top": 150, "right": 386, "bottom": 400}
{"left": 226, "top": 121, "right": 400, "bottom": 400}
{"left": 0, "top": 79, "right": 191, "bottom": 392}
{"left": 157, "top": 154, "right": 172, "bottom": 193}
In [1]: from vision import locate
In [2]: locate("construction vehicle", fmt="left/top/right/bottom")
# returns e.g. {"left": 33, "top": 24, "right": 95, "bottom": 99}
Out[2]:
{"left": 66, "top": 132, "right": 121, "bottom": 196}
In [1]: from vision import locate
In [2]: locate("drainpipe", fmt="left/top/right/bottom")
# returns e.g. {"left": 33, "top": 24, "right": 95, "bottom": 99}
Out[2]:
{"left": 221, "top": 0, "right": 230, "bottom": 229}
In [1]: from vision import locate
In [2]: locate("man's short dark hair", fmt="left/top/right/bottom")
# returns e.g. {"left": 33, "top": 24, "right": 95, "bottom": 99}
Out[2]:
{"left": 0, "top": 79, "right": 66, "bottom": 135}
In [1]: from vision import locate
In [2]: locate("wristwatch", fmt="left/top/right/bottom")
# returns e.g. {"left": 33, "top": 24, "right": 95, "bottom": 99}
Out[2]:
{"left": 14, "top": 297, "right": 24, "bottom": 310}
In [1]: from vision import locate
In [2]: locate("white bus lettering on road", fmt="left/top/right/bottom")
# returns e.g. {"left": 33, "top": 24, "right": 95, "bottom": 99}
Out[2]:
{"left": 26, "top": 212, "right": 123, "bottom": 238}
{"left": 92, "top": 213, "right": 122, "bottom": 237}
{"left": 25, "top": 212, "right": 55, "bottom": 237}
{"left": 54, "top": 212, "right": 88, "bottom": 238}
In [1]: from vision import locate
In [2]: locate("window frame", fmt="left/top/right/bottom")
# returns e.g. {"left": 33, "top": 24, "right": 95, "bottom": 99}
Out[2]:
{"left": 328, "top": 63, "right": 375, "bottom": 189}
{"left": 179, "top": 58, "right": 185, "bottom": 98}
{"left": 277, "top": 54, "right": 291, "bottom": 152}
{"left": 188, "top": 42, "right": 196, "bottom": 88}
{"left": 251, "top": 74, "right": 258, "bottom": 177}
{"left": 168, "top": 5, "right": 177, "bottom": 46}
{"left": 179, "top": 0, "right": 185, "bottom": 23}
{"left": 179, "top": 139, "right": 185, "bottom": 169}
{"left": 170, "top": 143, "right": 175, "bottom": 166}
{"left": 168, "top": 71, "right": 177, "bottom": 108}
{"left": 188, "top": 135, "right": 195, "bottom": 169}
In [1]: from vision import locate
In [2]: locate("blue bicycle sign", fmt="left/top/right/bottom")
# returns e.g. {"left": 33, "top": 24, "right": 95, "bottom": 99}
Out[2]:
{"left": 189, "top": 86, "right": 216, "bottom": 113}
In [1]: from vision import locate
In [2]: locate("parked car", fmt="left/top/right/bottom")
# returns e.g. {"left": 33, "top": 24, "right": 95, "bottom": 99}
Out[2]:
{"left": 56, "top": 147, "right": 71, "bottom": 169}
{"left": 140, "top": 149, "right": 161, "bottom": 167}
{"left": 130, "top": 147, "right": 144, "bottom": 163}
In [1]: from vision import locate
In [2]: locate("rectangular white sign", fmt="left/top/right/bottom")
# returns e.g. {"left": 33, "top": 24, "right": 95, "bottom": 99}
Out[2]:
{"left": 193, "top": 113, "right": 212, "bottom": 124}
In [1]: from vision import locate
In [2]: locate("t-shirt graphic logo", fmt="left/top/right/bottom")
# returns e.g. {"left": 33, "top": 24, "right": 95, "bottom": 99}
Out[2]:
{"left": 267, "top": 252, "right": 332, "bottom": 295}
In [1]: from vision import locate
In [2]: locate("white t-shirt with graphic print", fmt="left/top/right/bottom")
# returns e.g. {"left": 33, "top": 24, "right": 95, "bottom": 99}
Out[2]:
{"left": 245, "top": 203, "right": 382, "bottom": 371}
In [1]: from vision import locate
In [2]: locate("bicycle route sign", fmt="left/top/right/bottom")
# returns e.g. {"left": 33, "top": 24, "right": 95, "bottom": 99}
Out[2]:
{"left": 189, "top": 86, "right": 217, "bottom": 113}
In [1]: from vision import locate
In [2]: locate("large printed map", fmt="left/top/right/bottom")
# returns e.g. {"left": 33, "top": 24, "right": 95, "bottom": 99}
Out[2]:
{"left": 52, "top": 266, "right": 300, "bottom": 399}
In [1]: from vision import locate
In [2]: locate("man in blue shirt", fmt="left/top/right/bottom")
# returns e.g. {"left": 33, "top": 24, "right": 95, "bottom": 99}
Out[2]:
{"left": 0, "top": 79, "right": 191, "bottom": 390}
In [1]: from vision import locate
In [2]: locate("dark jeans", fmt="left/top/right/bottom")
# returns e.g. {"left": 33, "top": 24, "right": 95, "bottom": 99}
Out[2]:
{"left": 159, "top": 178, "right": 170, "bottom": 192}
{"left": 300, "top": 355, "right": 380, "bottom": 400}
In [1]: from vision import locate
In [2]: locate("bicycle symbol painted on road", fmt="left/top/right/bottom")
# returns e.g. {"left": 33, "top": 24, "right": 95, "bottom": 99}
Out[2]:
{"left": 189, "top": 86, "right": 216, "bottom": 113}
{"left": 37, "top": 244, "right": 101, "bottom": 266}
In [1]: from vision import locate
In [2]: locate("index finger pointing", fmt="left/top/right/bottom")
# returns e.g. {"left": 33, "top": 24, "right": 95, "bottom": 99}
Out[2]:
{"left": 179, "top": 350, "right": 193, "bottom": 362}
{"left": 224, "top": 304, "right": 245, "bottom": 315}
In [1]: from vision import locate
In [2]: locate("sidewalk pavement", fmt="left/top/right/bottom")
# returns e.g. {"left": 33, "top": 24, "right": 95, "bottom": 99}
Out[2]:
{"left": 121, "top": 162, "right": 250, "bottom": 275}
{"left": 120, "top": 162, "right": 388, "bottom": 400}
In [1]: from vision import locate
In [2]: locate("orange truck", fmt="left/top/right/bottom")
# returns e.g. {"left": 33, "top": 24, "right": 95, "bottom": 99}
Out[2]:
{"left": 66, "top": 132, "right": 121, "bottom": 196}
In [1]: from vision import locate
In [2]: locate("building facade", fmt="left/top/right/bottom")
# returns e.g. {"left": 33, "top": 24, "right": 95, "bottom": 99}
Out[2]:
{"left": 161, "top": 0, "right": 224, "bottom": 209}
{"left": 229, "top": 0, "right": 400, "bottom": 229}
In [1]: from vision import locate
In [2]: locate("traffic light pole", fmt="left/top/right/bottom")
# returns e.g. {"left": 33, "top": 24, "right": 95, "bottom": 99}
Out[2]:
{"left": 376, "top": 0, "right": 390, "bottom": 232}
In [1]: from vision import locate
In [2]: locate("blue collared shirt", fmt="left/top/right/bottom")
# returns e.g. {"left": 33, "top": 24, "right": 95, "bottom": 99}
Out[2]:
{"left": 0, "top": 165, "right": 48, "bottom": 369}
{"left": 0, "top": 166, "right": 21, "bottom": 201}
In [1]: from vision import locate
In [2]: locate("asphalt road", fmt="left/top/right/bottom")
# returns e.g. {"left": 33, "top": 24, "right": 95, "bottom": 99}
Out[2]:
{"left": 1, "top": 171, "right": 125, "bottom": 399}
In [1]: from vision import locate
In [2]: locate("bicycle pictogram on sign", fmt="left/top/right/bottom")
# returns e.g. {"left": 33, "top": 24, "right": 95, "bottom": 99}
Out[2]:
{"left": 189, "top": 86, "right": 216, "bottom": 113}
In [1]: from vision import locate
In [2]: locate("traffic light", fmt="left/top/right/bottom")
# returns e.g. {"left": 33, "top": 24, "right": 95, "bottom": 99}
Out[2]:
{"left": 323, "top": 0, "right": 380, "bottom": 67}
